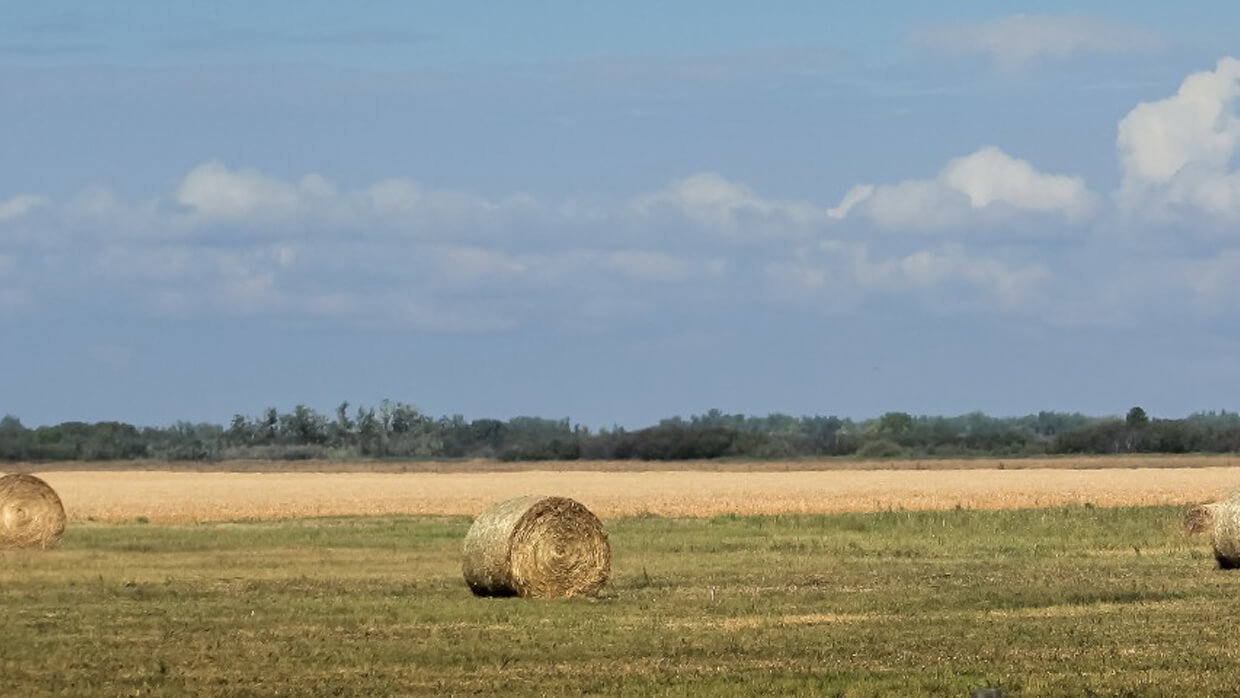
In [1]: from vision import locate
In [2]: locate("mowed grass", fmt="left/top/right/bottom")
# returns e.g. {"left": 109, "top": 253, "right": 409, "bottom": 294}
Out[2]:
{"left": 2, "top": 507, "right": 1237, "bottom": 696}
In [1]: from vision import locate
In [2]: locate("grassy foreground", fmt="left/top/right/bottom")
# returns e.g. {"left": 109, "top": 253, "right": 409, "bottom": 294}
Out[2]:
{"left": 1, "top": 507, "right": 1236, "bottom": 696}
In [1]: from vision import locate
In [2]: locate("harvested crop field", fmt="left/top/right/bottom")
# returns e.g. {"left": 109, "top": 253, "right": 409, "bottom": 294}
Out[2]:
{"left": 20, "top": 460, "right": 1240, "bottom": 523}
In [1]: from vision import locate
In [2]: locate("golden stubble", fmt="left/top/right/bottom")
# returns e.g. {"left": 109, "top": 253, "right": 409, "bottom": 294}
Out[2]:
{"left": 25, "top": 460, "right": 1240, "bottom": 523}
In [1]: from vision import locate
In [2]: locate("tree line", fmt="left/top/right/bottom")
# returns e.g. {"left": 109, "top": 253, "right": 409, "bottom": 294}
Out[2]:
{"left": 2, "top": 402, "right": 1239, "bottom": 462}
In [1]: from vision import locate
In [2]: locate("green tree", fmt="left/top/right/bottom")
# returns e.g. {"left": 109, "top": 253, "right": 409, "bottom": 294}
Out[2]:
{"left": 877, "top": 412, "right": 914, "bottom": 438}
{"left": 332, "top": 401, "right": 354, "bottom": 446}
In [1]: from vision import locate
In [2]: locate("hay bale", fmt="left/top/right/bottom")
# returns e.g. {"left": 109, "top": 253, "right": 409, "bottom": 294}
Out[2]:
{"left": 1185, "top": 503, "right": 1218, "bottom": 535}
{"left": 462, "top": 495, "right": 610, "bottom": 598}
{"left": 0, "top": 473, "right": 66, "bottom": 549}
{"left": 1212, "top": 497, "right": 1240, "bottom": 569}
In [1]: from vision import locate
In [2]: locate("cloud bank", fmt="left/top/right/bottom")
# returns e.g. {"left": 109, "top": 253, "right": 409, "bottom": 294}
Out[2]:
{"left": 915, "top": 14, "right": 1161, "bottom": 70}
{"left": 828, "top": 146, "right": 1094, "bottom": 230}
{"left": 6, "top": 57, "right": 1240, "bottom": 328}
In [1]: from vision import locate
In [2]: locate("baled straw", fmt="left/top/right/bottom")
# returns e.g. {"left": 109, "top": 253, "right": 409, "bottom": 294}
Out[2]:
{"left": 0, "top": 473, "right": 67, "bottom": 549}
{"left": 462, "top": 495, "right": 610, "bottom": 598}
{"left": 1184, "top": 503, "right": 1218, "bottom": 536}
{"left": 1212, "top": 497, "right": 1240, "bottom": 569}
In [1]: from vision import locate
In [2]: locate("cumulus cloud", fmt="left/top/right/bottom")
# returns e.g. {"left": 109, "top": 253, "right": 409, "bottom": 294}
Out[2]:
{"left": 769, "top": 241, "right": 1049, "bottom": 313}
{"left": 0, "top": 194, "right": 49, "bottom": 222}
{"left": 176, "top": 161, "right": 541, "bottom": 232}
{"left": 853, "top": 244, "right": 1049, "bottom": 311}
{"left": 1116, "top": 57, "right": 1240, "bottom": 221}
{"left": 915, "top": 14, "right": 1160, "bottom": 70}
{"left": 829, "top": 146, "right": 1094, "bottom": 230}
{"left": 177, "top": 162, "right": 318, "bottom": 223}
{"left": 630, "top": 172, "right": 828, "bottom": 237}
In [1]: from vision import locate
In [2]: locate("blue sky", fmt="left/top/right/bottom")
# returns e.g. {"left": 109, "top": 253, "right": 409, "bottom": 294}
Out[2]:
{"left": 5, "top": 2, "right": 1240, "bottom": 428}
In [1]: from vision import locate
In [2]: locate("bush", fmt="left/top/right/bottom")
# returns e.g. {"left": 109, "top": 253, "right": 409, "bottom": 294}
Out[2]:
{"left": 855, "top": 438, "right": 909, "bottom": 459}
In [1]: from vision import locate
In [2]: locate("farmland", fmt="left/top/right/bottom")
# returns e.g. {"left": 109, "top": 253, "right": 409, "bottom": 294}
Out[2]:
{"left": 4, "top": 507, "right": 1239, "bottom": 696}
{"left": 21, "top": 456, "right": 1240, "bottom": 523}
{"left": 4, "top": 460, "right": 1240, "bottom": 696}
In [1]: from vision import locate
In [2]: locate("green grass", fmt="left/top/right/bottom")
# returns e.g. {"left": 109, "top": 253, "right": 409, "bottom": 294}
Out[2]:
{"left": 1, "top": 507, "right": 1236, "bottom": 696}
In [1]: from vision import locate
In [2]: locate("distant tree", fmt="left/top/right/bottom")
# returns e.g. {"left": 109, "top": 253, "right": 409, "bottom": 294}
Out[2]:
{"left": 877, "top": 412, "right": 914, "bottom": 439}
{"left": 332, "top": 401, "right": 354, "bottom": 447}
{"left": 385, "top": 402, "right": 441, "bottom": 456}
{"left": 355, "top": 406, "right": 382, "bottom": 455}
{"left": 281, "top": 405, "right": 328, "bottom": 445}
{"left": 260, "top": 407, "right": 280, "bottom": 444}
{"left": 227, "top": 414, "right": 254, "bottom": 445}
{"left": 1126, "top": 406, "right": 1149, "bottom": 429}
{"left": 0, "top": 415, "right": 30, "bottom": 460}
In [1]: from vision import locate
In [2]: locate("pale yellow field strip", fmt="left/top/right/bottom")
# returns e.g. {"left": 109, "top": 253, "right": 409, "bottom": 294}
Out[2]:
{"left": 29, "top": 467, "right": 1240, "bottom": 523}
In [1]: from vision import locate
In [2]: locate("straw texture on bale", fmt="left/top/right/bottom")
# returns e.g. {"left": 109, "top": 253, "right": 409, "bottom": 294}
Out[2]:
{"left": 1210, "top": 497, "right": 1240, "bottom": 569}
{"left": 462, "top": 495, "right": 610, "bottom": 598}
{"left": 0, "top": 473, "right": 66, "bottom": 549}
{"left": 1184, "top": 503, "right": 1218, "bottom": 536}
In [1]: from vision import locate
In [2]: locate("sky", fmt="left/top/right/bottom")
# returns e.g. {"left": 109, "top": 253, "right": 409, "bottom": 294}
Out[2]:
{"left": 5, "top": 3, "right": 1240, "bottom": 428}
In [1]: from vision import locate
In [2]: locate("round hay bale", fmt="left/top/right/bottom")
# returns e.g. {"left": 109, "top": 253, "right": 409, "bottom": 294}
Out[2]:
{"left": 1185, "top": 503, "right": 1218, "bottom": 535}
{"left": 1210, "top": 498, "right": 1240, "bottom": 569}
{"left": 462, "top": 495, "right": 610, "bottom": 598}
{"left": 0, "top": 473, "right": 66, "bottom": 549}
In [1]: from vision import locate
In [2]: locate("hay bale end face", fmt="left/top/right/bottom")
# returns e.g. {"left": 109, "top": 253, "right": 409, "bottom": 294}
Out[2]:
{"left": 462, "top": 495, "right": 610, "bottom": 598}
{"left": 0, "top": 473, "right": 67, "bottom": 550}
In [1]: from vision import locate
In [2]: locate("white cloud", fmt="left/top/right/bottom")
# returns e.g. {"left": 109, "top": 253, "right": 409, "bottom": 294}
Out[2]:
{"left": 426, "top": 246, "right": 545, "bottom": 287}
{"left": 1116, "top": 57, "right": 1240, "bottom": 221}
{"left": 90, "top": 243, "right": 301, "bottom": 315}
{"left": 176, "top": 161, "right": 542, "bottom": 233}
{"left": 769, "top": 241, "right": 1049, "bottom": 313}
{"left": 0, "top": 194, "right": 49, "bottom": 222}
{"left": 62, "top": 186, "right": 167, "bottom": 242}
{"left": 915, "top": 14, "right": 1160, "bottom": 70}
{"left": 425, "top": 245, "right": 725, "bottom": 288}
{"left": 825, "top": 185, "right": 873, "bottom": 220}
{"left": 855, "top": 244, "right": 1049, "bottom": 311}
{"left": 630, "top": 172, "right": 828, "bottom": 237}
{"left": 830, "top": 146, "right": 1094, "bottom": 230}
{"left": 177, "top": 162, "right": 315, "bottom": 223}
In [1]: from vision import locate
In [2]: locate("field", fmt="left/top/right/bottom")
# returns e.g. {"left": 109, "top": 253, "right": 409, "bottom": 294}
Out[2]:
{"left": 24, "top": 457, "right": 1240, "bottom": 522}
{"left": 4, "top": 509, "right": 1239, "bottom": 696}
{"left": 5, "top": 460, "right": 1240, "bottom": 696}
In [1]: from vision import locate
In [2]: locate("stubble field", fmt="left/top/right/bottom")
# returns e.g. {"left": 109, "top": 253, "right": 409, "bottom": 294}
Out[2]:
{"left": 21, "top": 455, "right": 1240, "bottom": 523}
{"left": 5, "top": 457, "right": 1240, "bottom": 696}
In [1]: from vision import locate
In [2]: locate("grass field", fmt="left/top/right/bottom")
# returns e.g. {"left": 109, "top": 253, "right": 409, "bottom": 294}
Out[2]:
{"left": 3, "top": 507, "right": 1238, "bottom": 696}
